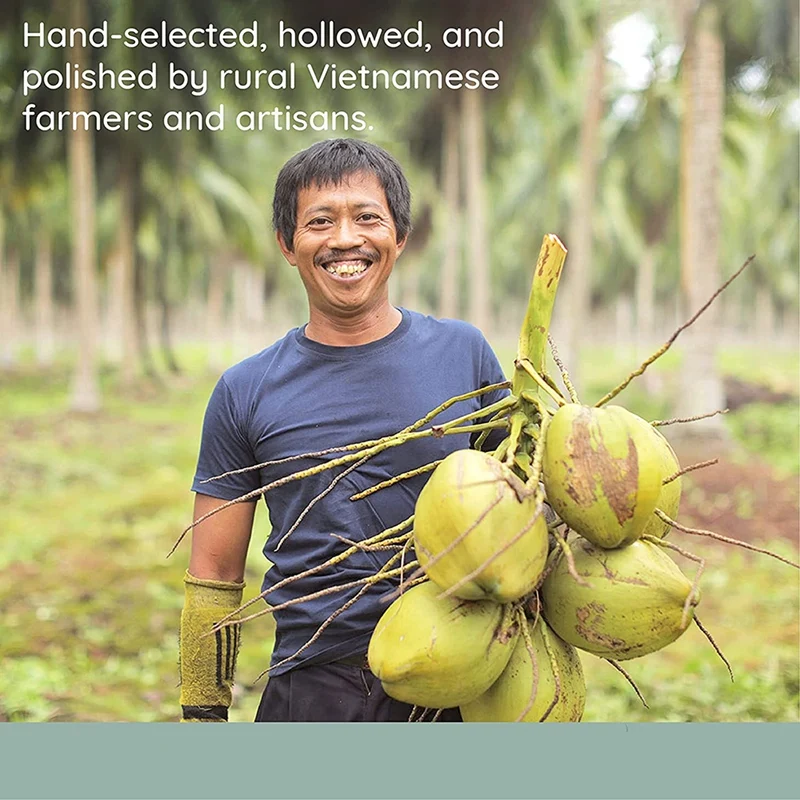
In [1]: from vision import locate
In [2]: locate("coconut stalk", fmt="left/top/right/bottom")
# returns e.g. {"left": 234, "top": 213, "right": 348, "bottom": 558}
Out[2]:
{"left": 512, "top": 234, "right": 568, "bottom": 401}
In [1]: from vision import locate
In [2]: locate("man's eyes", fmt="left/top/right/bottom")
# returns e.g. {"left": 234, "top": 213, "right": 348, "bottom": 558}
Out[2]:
{"left": 307, "top": 213, "right": 380, "bottom": 226}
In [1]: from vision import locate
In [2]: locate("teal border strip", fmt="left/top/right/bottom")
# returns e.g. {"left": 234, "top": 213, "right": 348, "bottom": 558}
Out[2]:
{"left": 1, "top": 723, "right": 799, "bottom": 799}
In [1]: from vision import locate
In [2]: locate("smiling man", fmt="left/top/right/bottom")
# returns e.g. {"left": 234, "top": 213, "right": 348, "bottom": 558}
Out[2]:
{"left": 179, "top": 139, "right": 509, "bottom": 722}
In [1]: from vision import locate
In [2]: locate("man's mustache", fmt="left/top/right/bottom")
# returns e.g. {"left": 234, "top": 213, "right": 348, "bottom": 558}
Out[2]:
{"left": 315, "top": 248, "right": 379, "bottom": 267}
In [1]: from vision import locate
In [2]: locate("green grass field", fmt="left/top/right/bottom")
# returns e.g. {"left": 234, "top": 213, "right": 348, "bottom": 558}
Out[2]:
{"left": 1, "top": 344, "right": 797, "bottom": 722}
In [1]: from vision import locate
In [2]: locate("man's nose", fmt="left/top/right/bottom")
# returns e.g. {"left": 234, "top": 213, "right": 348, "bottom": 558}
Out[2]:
{"left": 326, "top": 218, "right": 364, "bottom": 250}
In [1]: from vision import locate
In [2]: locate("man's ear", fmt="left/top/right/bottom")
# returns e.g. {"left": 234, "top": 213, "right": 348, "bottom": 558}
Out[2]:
{"left": 276, "top": 231, "right": 297, "bottom": 266}
{"left": 395, "top": 234, "right": 408, "bottom": 258}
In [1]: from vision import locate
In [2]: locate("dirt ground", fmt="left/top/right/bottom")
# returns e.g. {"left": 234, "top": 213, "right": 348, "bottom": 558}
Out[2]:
{"left": 677, "top": 454, "right": 799, "bottom": 547}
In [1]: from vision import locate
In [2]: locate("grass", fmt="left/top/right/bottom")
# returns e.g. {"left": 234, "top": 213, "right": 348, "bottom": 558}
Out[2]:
{"left": 0, "top": 343, "right": 797, "bottom": 722}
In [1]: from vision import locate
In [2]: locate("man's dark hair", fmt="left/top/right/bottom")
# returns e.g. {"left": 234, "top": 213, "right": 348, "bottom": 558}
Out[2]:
{"left": 272, "top": 139, "right": 412, "bottom": 250}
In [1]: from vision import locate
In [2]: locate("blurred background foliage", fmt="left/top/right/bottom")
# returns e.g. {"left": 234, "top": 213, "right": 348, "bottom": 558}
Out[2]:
{"left": 0, "top": 0, "right": 797, "bottom": 721}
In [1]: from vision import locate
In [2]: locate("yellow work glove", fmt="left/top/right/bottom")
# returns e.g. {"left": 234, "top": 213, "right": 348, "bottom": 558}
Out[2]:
{"left": 179, "top": 570, "right": 244, "bottom": 722}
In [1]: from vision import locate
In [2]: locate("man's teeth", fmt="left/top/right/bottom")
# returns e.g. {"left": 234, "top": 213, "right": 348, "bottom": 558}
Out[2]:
{"left": 323, "top": 260, "right": 369, "bottom": 276}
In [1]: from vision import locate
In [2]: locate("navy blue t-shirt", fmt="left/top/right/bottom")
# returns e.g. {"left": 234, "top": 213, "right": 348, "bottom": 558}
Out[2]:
{"left": 192, "top": 308, "right": 509, "bottom": 675}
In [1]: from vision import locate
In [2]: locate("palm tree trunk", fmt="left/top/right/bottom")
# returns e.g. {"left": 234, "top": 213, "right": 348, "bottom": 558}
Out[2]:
{"left": 1, "top": 246, "right": 20, "bottom": 369}
{"left": 615, "top": 293, "right": 633, "bottom": 351}
{"left": 67, "top": 0, "right": 101, "bottom": 411}
{"left": 114, "top": 150, "right": 138, "bottom": 383}
{"left": 461, "top": 88, "right": 491, "bottom": 334}
{"left": 439, "top": 98, "right": 460, "bottom": 320}
{"left": 675, "top": 1, "right": 728, "bottom": 445}
{"left": 753, "top": 283, "right": 774, "bottom": 345}
{"left": 207, "top": 252, "right": 228, "bottom": 372}
{"left": 155, "top": 260, "right": 180, "bottom": 375}
{"left": 134, "top": 252, "right": 158, "bottom": 380}
{"left": 635, "top": 243, "right": 658, "bottom": 394}
{"left": 35, "top": 231, "right": 55, "bottom": 366}
{"left": 232, "top": 258, "right": 251, "bottom": 360}
{"left": 245, "top": 263, "right": 266, "bottom": 354}
{"left": 563, "top": 16, "right": 606, "bottom": 394}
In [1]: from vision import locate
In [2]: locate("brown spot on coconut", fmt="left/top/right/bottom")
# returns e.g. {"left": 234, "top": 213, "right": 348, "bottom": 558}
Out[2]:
{"left": 542, "top": 404, "right": 663, "bottom": 549}
{"left": 414, "top": 449, "right": 549, "bottom": 603}
{"left": 367, "top": 581, "right": 520, "bottom": 708}
{"left": 540, "top": 539, "right": 698, "bottom": 660}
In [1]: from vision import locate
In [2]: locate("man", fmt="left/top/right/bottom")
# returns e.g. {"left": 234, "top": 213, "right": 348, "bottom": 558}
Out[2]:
{"left": 179, "top": 138, "right": 509, "bottom": 722}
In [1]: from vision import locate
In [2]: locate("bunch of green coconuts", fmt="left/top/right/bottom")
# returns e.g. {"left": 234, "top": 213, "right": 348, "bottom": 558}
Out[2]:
{"left": 195, "top": 236, "right": 796, "bottom": 720}
{"left": 365, "top": 237, "right": 796, "bottom": 722}
{"left": 368, "top": 404, "right": 690, "bottom": 722}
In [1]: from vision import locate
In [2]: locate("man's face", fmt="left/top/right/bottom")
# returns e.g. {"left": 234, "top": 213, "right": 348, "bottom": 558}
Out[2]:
{"left": 277, "top": 171, "right": 406, "bottom": 319}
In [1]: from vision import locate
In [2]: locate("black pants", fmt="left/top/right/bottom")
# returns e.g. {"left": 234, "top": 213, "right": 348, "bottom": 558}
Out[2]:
{"left": 254, "top": 662, "right": 463, "bottom": 722}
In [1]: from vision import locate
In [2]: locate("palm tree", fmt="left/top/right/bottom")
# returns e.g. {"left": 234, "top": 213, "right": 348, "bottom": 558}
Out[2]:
{"left": 673, "top": 0, "right": 727, "bottom": 443}
{"left": 562, "top": 6, "right": 608, "bottom": 392}
{"left": 63, "top": 0, "right": 101, "bottom": 411}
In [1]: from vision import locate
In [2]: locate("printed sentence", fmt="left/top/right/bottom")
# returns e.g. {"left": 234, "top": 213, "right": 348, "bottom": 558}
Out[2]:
{"left": 23, "top": 19, "right": 504, "bottom": 51}
{"left": 22, "top": 105, "right": 376, "bottom": 132}
{"left": 22, "top": 62, "right": 501, "bottom": 97}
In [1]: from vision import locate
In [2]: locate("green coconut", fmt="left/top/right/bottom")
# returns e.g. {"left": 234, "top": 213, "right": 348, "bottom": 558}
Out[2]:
{"left": 542, "top": 404, "right": 663, "bottom": 549}
{"left": 540, "top": 538, "right": 697, "bottom": 660}
{"left": 367, "top": 580, "right": 520, "bottom": 708}
{"left": 414, "top": 449, "right": 549, "bottom": 603}
{"left": 461, "top": 618, "right": 585, "bottom": 722}
{"left": 636, "top": 422, "right": 681, "bottom": 539}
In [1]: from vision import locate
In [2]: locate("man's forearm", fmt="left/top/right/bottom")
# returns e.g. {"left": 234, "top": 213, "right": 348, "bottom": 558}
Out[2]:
{"left": 179, "top": 570, "right": 245, "bottom": 722}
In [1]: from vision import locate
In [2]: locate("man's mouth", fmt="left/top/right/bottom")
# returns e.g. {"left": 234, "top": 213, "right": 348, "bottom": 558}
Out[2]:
{"left": 320, "top": 258, "right": 373, "bottom": 278}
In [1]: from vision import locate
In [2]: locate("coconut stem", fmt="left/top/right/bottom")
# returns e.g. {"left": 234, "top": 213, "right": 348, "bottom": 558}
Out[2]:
{"left": 398, "top": 536, "right": 414, "bottom": 597}
{"left": 663, "top": 459, "right": 719, "bottom": 485}
{"left": 642, "top": 533, "right": 704, "bottom": 628}
{"left": 475, "top": 404, "right": 519, "bottom": 451}
{"left": 538, "top": 622, "right": 561, "bottom": 722}
{"left": 216, "top": 557, "right": 419, "bottom": 632}
{"left": 398, "top": 381, "right": 513, "bottom": 435}
{"left": 170, "top": 419, "right": 506, "bottom": 556}
{"left": 197, "top": 381, "right": 510, "bottom": 487}
{"left": 259, "top": 578, "right": 376, "bottom": 679}
{"left": 513, "top": 234, "right": 568, "bottom": 399}
{"left": 349, "top": 461, "right": 443, "bottom": 501}
{"left": 516, "top": 608, "right": 540, "bottom": 723}
{"left": 532, "top": 555, "right": 559, "bottom": 593}
{"left": 254, "top": 551, "right": 417, "bottom": 677}
{"left": 330, "top": 533, "right": 412, "bottom": 552}
{"left": 650, "top": 409, "right": 728, "bottom": 427}
{"left": 277, "top": 453, "right": 372, "bottom": 551}
{"left": 548, "top": 333, "right": 580, "bottom": 404}
{"left": 517, "top": 359, "right": 566, "bottom": 407}
{"left": 694, "top": 615, "right": 735, "bottom": 683}
{"left": 552, "top": 528, "right": 591, "bottom": 588}
{"left": 209, "top": 516, "right": 414, "bottom": 628}
{"left": 381, "top": 575, "right": 428, "bottom": 605}
{"left": 604, "top": 659, "right": 649, "bottom": 709}
{"left": 279, "top": 396, "right": 512, "bottom": 550}
{"left": 429, "top": 395, "right": 518, "bottom": 437}
{"left": 655, "top": 510, "right": 800, "bottom": 569}
{"left": 504, "top": 412, "right": 527, "bottom": 468}
{"left": 525, "top": 407, "right": 549, "bottom": 490}
{"left": 594, "top": 255, "right": 755, "bottom": 408}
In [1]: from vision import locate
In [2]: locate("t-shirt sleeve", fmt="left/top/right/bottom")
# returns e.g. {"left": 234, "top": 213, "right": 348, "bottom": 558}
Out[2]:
{"left": 471, "top": 336, "right": 511, "bottom": 451}
{"left": 191, "top": 375, "right": 262, "bottom": 500}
